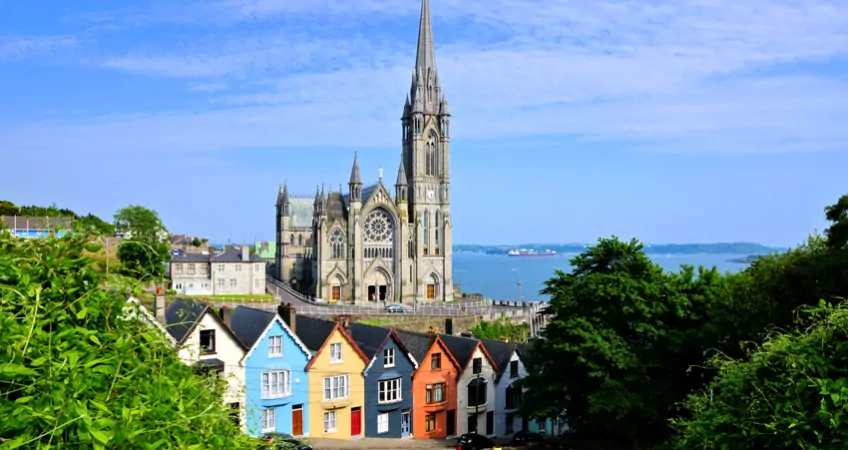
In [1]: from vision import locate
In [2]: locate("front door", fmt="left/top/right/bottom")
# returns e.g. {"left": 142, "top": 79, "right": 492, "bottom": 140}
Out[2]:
{"left": 379, "top": 285, "right": 387, "bottom": 300}
{"left": 351, "top": 407, "right": 362, "bottom": 436}
{"left": 427, "top": 284, "right": 435, "bottom": 299}
{"left": 292, "top": 405, "right": 303, "bottom": 436}
{"left": 401, "top": 411, "right": 411, "bottom": 437}
{"left": 368, "top": 286, "right": 376, "bottom": 301}
{"left": 446, "top": 410, "right": 455, "bottom": 436}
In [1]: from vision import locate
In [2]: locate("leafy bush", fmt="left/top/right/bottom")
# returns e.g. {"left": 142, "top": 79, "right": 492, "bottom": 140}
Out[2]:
{"left": 0, "top": 232, "right": 255, "bottom": 449}
{"left": 673, "top": 300, "right": 848, "bottom": 449}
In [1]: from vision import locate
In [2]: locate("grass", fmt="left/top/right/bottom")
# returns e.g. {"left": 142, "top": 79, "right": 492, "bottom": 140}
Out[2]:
{"left": 357, "top": 319, "right": 399, "bottom": 326}
{"left": 187, "top": 294, "right": 275, "bottom": 301}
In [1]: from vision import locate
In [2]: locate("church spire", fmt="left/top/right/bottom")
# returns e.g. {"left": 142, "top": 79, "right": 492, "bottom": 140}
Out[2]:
{"left": 349, "top": 150, "right": 362, "bottom": 185}
{"left": 414, "top": 0, "right": 436, "bottom": 78}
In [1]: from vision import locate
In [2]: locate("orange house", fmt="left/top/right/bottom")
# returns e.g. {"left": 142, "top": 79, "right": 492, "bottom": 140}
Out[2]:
{"left": 397, "top": 331, "right": 462, "bottom": 439}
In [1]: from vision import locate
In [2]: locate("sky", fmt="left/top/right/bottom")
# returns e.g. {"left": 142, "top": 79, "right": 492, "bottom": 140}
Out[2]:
{"left": 1, "top": 0, "right": 846, "bottom": 247}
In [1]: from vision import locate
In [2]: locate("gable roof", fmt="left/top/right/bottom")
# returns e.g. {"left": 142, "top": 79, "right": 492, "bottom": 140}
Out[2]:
{"left": 295, "top": 316, "right": 369, "bottom": 371}
{"left": 440, "top": 333, "right": 500, "bottom": 377}
{"left": 231, "top": 306, "right": 312, "bottom": 363}
{"left": 164, "top": 298, "right": 247, "bottom": 350}
{"left": 347, "top": 323, "right": 419, "bottom": 372}
{"left": 396, "top": 330, "right": 461, "bottom": 373}
{"left": 480, "top": 339, "right": 517, "bottom": 381}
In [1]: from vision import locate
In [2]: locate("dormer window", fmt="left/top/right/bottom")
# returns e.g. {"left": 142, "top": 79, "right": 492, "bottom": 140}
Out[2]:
{"left": 200, "top": 329, "right": 216, "bottom": 354}
{"left": 384, "top": 348, "right": 396, "bottom": 368}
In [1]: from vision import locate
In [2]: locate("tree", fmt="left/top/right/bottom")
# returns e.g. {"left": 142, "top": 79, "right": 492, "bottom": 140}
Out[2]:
{"left": 521, "top": 237, "right": 734, "bottom": 444}
{"left": 114, "top": 206, "right": 170, "bottom": 280}
{"left": 0, "top": 200, "right": 19, "bottom": 216}
{"left": 191, "top": 237, "right": 202, "bottom": 247}
{"left": 673, "top": 300, "right": 848, "bottom": 449}
{"left": 74, "top": 213, "right": 116, "bottom": 236}
{"left": 0, "top": 231, "right": 257, "bottom": 449}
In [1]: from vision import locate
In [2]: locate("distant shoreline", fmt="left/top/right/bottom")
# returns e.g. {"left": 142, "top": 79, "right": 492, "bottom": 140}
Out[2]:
{"left": 455, "top": 242, "right": 782, "bottom": 256}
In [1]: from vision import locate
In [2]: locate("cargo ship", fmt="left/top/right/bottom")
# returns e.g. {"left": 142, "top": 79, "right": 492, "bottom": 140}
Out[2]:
{"left": 508, "top": 249, "right": 557, "bottom": 257}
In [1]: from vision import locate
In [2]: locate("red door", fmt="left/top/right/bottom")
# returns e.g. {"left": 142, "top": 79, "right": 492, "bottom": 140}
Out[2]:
{"left": 350, "top": 407, "right": 362, "bottom": 436}
{"left": 292, "top": 406, "right": 303, "bottom": 436}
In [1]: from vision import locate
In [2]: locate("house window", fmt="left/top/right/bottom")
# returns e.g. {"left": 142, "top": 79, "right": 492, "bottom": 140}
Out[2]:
{"left": 174, "top": 264, "right": 182, "bottom": 275}
{"left": 200, "top": 264, "right": 207, "bottom": 274}
{"left": 426, "top": 383, "right": 445, "bottom": 404}
{"left": 472, "top": 357, "right": 482, "bottom": 374}
{"left": 467, "top": 379, "right": 488, "bottom": 407}
{"left": 229, "top": 279, "right": 237, "bottom": 288}
{"left": 199, "top": 329, "right": 216, "bottom": 354}
{"left": 323, "top": 375, "right": 350, "bottom": 401}
{"left": 187, "top": 264, "right": 195, "bottom": 275}
{"left": 431, "top": 353, "right": 441, "bottom": 369}
{"left": 255, "top": 264, "right": 263, "bottom": 272}
{"left": 268, "top": 336, "right": 283, "bottom": 357}
{"left": 329, "top": 343, "right": 342, "bottom": 363}
{"left": 537, "top": 419, "right": 546, "bottom": 432}
{"left": 217, "top": 279, "right": 224, "bottom": 289}
{"left": 378, "top": 378, "right": 402, "bottom": 404}
{"left": 510, "top": 360, "right": 519, "bottom": 378}
{"left": 235, "top": 264, "right": 242, "bottom": 272}
{"left": 425, "top": 413, "right": 436, "bottom": 432}
{"left": 324, "top": 411, "right": 337, "bottom": 433}
{"left": 261, "top": 370, "right": 291, "bottom": 398}
{"left": 505, "top": 385, "right": 520, "bottom": 410}
{"left": 505, "top": 414, "right": 515, "bottom": 434}
{"left": 377, "top": 413, "right": 389, "bottom": 434}
{"left": 384, "top": 348, "right": 395, "bottom": 368}
{"left": 254, "top": 279, "right": 262, "bottom": 289}
{"left": 262, "top": 408, "right": 276, "bottom": 432}
{"left": 218, "top": 264, "right": 225, "bottom": 272}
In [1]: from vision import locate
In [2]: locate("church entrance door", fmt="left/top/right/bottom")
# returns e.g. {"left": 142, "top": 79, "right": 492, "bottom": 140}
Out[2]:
{"left": 365, "top": 269, "right": 391, "bottom": 303}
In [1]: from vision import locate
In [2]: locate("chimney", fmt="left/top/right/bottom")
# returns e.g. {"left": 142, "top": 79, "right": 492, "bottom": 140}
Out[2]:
{"left": 445, "top": 318, "right": 454, "bottom": 335}
{"left": 154, "top": 295, "right": 166, "bottom": 322}
{"left": 499, "top": 336, "right": 508, "bottom": 343}
{"left": 241, "top": 245, "right": 249, "bottom": 262}
{"left": 278, "top": 302, "right": 297, "bottom": 335}
{"left": 219, "top": 306, "right": 233, "bottom": 329}
{"left": 336, "top": 314, "right": 351, "bottom": 331}
{"left": 208, "top": 250, "right": 215, "bottom": 262}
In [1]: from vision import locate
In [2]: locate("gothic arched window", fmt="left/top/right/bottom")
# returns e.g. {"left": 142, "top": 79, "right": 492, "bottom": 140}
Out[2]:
{"left": 408, "top": 234, "right": 414, "bottom": 258}
{"left": 298, "top": 234, "right": 303, "bottom": 246}
{"left": 329, "top": 228, "right": 345, "bottom": 259}
{"left": 435, "top": 210, "right": 440, "bottom": 255}
{"left": 423, "top": 210, "right": 430, "bottom": 255}
{"left": 290, "top": 234, "right": 295, "bottom": 245}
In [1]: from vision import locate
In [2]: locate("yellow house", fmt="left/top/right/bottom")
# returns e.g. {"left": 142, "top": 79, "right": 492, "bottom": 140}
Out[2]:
{"left": 295, "top": 314, "right": 368, "bottom": 440}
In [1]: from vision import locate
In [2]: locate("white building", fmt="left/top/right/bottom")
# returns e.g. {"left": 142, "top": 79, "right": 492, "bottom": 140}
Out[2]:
{"left": 483, "top": 340, "right": 526, "bottom": 437}
{"left": 164, "top": 299, "right": 247, "bottom": 427}
{"left": 441, "top": 334, "right": 499, "bottom": 437}
{"left": 170, "top": 245, "right": 267, "bottom": 296}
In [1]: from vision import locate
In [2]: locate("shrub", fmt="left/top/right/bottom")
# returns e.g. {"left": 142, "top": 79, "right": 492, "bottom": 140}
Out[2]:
{"left": 0, "top": 232, "right": 256, "bottom": 449}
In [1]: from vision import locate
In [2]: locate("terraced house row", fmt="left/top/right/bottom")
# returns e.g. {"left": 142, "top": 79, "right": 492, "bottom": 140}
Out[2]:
{"left": 131, "top": 297, "right": 566, "bottom": 440}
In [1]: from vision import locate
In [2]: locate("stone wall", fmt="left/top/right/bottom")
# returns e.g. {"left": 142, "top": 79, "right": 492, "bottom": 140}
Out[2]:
{"left": 304, "top": 313, "right": 483, "bottom": 335}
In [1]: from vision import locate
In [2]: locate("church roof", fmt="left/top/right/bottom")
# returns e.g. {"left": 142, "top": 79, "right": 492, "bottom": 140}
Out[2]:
{"left": 326, "top": 191, "right": 348, "bottom": 223}
{"left": 289, "top": 199, "right": 314, "bottom": 228}
{"left": 342, "top": 183, "right": 378, "bottom": 205}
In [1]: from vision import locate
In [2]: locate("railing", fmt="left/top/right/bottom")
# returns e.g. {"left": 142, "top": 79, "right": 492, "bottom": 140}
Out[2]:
{"left": 266, "top": 277, "right": 324, "bottom": 304}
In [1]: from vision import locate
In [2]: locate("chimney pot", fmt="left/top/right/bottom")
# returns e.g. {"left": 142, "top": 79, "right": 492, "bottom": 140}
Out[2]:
{"left": 219, "top": 306, "right": 233, "bottom": 329}
{"left": 241, "top": 245, "right": 249, "bottom": 262}
{"left": 278, "top": 303, "right": 297, "bottom": 335}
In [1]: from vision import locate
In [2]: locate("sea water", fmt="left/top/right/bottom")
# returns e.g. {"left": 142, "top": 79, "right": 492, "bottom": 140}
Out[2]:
{"left": 453, "top": 252, "right": 751, "bottom": 301}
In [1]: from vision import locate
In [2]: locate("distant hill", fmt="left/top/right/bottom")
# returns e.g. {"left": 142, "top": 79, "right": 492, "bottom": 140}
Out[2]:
{"left": 455, "top": 242, "right": 784, "bottom": 255}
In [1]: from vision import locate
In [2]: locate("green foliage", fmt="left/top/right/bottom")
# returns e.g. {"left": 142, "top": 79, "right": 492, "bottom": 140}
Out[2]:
{"left": 825, "top": 194, "right": 848, "bottom": 249}
{"left": 0, "top": 231, "right": 256, "bottom": 449}
{"left": 114, "top": 206, "right": 170, "bottom": 281}
{"left": 0, "top": 200, "right": 114, "bottom": 236}
{"left": 673, "top": 300, "right": 848, "bottom": 449}
{"left": 470, "top": 319, "right": 529, "bottom": 342}
{"left": 191, "top": 237, "right": 201, "bottom": 247}
{"left": 75, "top": 214, "right": 116, "bottom": 236}
{"left": 522, "top": 237, "right": 736, "bottom": 444}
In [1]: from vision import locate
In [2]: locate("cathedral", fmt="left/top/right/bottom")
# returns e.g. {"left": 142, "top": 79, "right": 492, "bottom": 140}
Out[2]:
{"left": 274, "top": 0, "right": 454, "bottom": 304}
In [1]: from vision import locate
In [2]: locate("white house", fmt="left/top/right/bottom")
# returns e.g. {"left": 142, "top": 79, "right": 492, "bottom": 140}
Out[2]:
{"left": 441, "top": 334, "right": 499, "bottom": 437}
{"left": 164, "top": 299, "right": 248, "bottom": 427}
{"left": 482, "top": 340, "right": 526, "bottom": 437}
{"left": 170, "top": 245, "right": 267, "bottom": 296}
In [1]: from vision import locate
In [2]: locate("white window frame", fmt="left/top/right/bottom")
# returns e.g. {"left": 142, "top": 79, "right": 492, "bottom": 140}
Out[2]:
{"left": 329, "top": 343, "right": 342, "bottom": 364}
{"left": 235, "top": 264, "right": 242, "bottom": 272}
{"left": 217, "top": 264, "right": 225, "bottom": 272}
{"left": 262, "top": 408, "right": 276, "bottom": 432}
{"left": 216, "top": 279, "right": 224, "bottom": 288}
{"left": 324, "top": 411, "right": 337, "bottom": 433}
{"left": 378, "top": 378, "right": 402, "bottom": 404}
{"left": 268, "top": 336, "right": 283, "bottom": 357}
{"left": 174, "top": 264, "right": 182, "bottom": 275}
{"left": 383, "top": 348, "right": 395, "bottom": 368}
{"left": 229, "top": 279, "right": 237, "bottom": 288}
{"left": 254, "top": 278, "right": 262, "bottom": 289}
{"left": 377, "top": 412, "right": 390, "bottom": 434}
{"left": 261, "top": 370, "right": 291, "bottom": 399}
{"left": 323, "top": 374, "right": 350, "bottom": 401}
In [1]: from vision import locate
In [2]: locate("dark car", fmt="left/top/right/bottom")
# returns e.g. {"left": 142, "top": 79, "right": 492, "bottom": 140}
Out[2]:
{"left": 512, "top": 430, "right": 544, "bottom": 445}
{"left": 258, "top": 433, "right": 312, "bottom": 450}
{"left": 456, "top": 432, "right": 495, "bottom": 450}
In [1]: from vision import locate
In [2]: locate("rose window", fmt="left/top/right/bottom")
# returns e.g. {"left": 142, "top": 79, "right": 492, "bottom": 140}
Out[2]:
{"left": 364, "top": 210, "right": 393, "bottom": 243}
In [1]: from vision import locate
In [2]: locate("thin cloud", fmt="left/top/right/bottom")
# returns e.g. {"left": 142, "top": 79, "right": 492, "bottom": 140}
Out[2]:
{"left": 0, "top": 35, "right": 78, "bottom": 60}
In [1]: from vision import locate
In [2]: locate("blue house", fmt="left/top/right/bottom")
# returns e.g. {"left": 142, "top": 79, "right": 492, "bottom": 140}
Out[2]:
{"left": 347, "top": 322, "right": 418, "bottom": 438}
{"left": 230, "top": 305, "right": 312, "bottom": 437}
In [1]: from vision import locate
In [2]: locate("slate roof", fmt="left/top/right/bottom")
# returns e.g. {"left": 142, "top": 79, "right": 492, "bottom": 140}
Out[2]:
{"left": 170, "top": 246, "right": 265, "bottom": 263}
{"left": 439, "top": 333, "right": 481, "bottom": 370}
{"left": 326, "top": 192, "right": 348, "bottom": 224}
{"left": 348, "top": 322, "right": 392, "bottom": 360}
{"left": 395, "top": 330, "right": 438, "bottom": 362}
{"left": 230, "top": 306, "right": 276, "bottom": 350}
{"left": 293, "top": 316, "right": 339, "bottom": 352}
{"left": 289, "top": 199, "right": 314, "bottom": 228}
{"left": 480, "top": 339, "right": 517, "bottom": 381}
{"left": 164, "top": 298, "right": 209, "bottom": 343}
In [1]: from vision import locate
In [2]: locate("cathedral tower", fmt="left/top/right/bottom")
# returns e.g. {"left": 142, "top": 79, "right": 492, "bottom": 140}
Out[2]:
{"left": 401, "top": 0, "right": 453, "bottom": 301}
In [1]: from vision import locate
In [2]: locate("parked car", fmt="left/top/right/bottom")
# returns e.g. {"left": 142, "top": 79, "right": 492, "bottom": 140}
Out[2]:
{"left": 512, "top": 430, "right": 544, "bottom": 445}
{"left": 258, "top": 433, "right": 312, "bottom": 450}
{"left": 456, "top": 432, "right": 495, "bottom": 450}
{"left": 385, "top": 304, "right": 407, "bottom": 314}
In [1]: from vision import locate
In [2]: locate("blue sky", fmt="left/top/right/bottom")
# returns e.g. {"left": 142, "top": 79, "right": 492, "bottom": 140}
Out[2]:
{"left": 1, "top": 0, "right": 846, "bottom": 247}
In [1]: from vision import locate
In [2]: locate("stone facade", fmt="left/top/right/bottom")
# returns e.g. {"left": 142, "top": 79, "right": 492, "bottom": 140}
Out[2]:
{"left": 274, "top": 0, "right": 453, "bottom": 304}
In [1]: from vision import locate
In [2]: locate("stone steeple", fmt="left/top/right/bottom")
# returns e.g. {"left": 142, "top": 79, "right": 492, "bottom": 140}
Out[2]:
{"left": 414, "top": 0, "right": 436, "bottom": 79}
{"left": 348, "top": 150, "right": 363, "bottom": 202}
{"left": 408, "top": 0, "right": 442, "bottom": 116}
